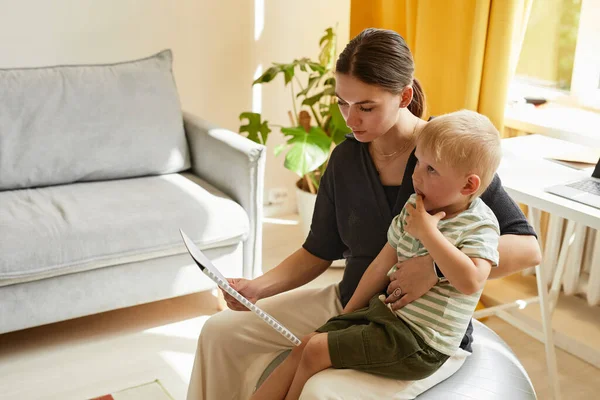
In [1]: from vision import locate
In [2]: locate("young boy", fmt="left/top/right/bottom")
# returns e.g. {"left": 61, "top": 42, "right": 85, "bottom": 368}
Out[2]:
{"left": 251, "top": 110, "right": 502, "bottom": 400}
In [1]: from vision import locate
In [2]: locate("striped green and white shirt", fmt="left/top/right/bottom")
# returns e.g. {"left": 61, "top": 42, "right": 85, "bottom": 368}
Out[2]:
{"left": 387, "top": 194, "right": 500, "bottom": 356}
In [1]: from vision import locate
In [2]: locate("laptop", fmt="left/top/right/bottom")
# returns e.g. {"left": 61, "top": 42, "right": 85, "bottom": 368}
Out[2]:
{"left": 545, "top": 157, "right": 600, "bottom": 209}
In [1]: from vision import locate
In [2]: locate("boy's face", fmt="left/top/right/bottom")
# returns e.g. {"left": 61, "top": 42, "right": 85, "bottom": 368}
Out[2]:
{"left": 412, "top": 146, "right": 475, "bottom": 214}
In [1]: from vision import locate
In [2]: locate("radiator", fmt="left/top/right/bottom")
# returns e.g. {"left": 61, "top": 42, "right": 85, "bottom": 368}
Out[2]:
{"left": 524, "top": 208, "right": 600, "bottom": 306}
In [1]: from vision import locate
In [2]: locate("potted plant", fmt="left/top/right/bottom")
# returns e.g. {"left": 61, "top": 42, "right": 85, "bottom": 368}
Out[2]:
{"left": 239, "top": 27, "right": 351, "bottom": 235}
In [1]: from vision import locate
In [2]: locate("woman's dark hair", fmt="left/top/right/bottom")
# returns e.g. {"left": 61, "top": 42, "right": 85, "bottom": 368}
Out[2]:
{"left": 336, "top": 28, "right": 425, "bottom": 118}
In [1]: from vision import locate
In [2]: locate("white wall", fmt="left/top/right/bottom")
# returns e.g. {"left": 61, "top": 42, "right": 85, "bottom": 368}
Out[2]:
{"left": 0, "top": 0, "right": 254, "bottom": 133}
{"left": 0, "top": 0, "right": 350, "bottom": 216}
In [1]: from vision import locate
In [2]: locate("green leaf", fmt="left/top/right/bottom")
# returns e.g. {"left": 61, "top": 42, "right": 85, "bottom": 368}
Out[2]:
{"left": 239, "top": 112, "right": 271, "bottom": 144}
{"left": 252, "top": 60, "right": 310, "bottom": 86}
{"left": 302, "top": 92, "right": 322, "bottom": 107}
{"left": 282, "top": 64, "right": 295, "bottom": 85}
{"left": 319, "top": 28, "right": 334, "bottom": 46}
{"left": 296, "top": 75, "right": 321, "bottom": 98}
{"left": 323, "top": 77, "right": 336, "bottom": 87}
{"left": 280, "top": 126, "right": 332, "bottom": 177}
{"left": 318, "top": 27, "right": 336, "bottom": 69}
{"left": 328, "top": 103, "right": 351, "bottom": 145}
{"left": 319, "top": 103, "right": 329, "bottom": 115}
{"left": 253, "top": 66, "right": 280, "bottom": 85}
{"left": 323, "top": 86, "right": 335, "bottom": 96}
{"left": 301, "top": 87, "right": 335, "bottom": 107}
{"left": 295, "top": 58, "right": 312, "bottom": 72}
{"left": 307, "top": 62, "right": 327, "bottom": 75}
{"left": 297, "top": 58, "right": 308, "bottom": 72}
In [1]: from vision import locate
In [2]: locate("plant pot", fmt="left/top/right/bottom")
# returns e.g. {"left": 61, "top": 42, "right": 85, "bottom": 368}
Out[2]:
{"left": 295, "top": 180, "right": 317, "bottom": 239}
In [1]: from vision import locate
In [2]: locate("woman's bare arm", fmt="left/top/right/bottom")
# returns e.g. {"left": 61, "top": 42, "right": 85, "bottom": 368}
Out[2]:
{"left": 385, "top": 234, "right": 541, "bottom": 310}
{"left": 255, "top": 248, "right": 332, "bottom": 299}
{"left": 488, "top": 234, "right": 541, "bottom": 279}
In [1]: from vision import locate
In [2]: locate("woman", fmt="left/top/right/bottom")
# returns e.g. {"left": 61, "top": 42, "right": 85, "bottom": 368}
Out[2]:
{"left": 187, "top": 28, "right": 541, "bottom": 400}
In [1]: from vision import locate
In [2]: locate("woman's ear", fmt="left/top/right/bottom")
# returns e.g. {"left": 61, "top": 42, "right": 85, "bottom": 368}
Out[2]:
{"left": 399, "top": 86, "right": 414, "bottom": 108}
{"left": 461, "top": 174, "right": 481, "bottom": 196}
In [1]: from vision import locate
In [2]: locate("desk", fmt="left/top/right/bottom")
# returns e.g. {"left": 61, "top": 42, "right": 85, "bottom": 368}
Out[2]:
{"left": 505, "top": 103, "right": 600, "bottom": 148}
{"left": 499, "top": 135, "right": 600, "bottom": 305}
{"left": 499, "top": 134, "right": 600, "bottom": 229}
{"left": 474, "top": 134, "right": 600, "bottom": 400}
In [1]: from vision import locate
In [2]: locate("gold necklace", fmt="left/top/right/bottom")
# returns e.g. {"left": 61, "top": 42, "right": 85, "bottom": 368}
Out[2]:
{"left": 371, "top": 122, "right": 419, "bottom": 173}
{"left": 371, "top": 146, "right": 400, "bottom": 158}
{"left": 373, "top": 151, "right": 403, "bottom": 173}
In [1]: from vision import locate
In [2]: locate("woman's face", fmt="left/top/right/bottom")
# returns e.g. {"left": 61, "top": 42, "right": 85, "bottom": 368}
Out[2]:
{"left": 335, "top": 73, "right": 404, "bottom": 142}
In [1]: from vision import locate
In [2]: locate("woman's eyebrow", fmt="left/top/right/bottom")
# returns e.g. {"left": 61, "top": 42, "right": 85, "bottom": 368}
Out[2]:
{"left": 335, "top": 93, "right": 376, "bottom": 105}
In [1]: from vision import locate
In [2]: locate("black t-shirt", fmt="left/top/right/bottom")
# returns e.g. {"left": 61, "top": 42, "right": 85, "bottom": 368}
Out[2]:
{"left": 382, "top": 185, "right": 401, "bottom": 210}
{"left": 302, "top": 136, "right": 536, "bottom": 352}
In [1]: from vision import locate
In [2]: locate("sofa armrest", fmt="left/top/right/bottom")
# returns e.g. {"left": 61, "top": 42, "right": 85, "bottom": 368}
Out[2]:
{"left": 183, "top": 112, "right": 266, "bottom": 279}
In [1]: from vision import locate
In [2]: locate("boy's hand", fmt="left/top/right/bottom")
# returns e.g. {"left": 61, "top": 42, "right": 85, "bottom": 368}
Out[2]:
{"left": 404, "top": 195, "right": 445, "bottom": 240}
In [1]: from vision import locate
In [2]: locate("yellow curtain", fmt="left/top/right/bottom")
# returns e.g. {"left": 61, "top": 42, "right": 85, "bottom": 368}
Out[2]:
{"left": 350, "top": 0, "right": 533, "bottom": 132}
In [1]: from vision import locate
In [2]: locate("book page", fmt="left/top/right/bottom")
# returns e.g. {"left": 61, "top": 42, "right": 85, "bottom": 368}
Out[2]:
{"left": 180, "top": 229, "right": 302, "bottom": 346}
{"left": 546, "top": 148, "right": 600, "bottom": 166}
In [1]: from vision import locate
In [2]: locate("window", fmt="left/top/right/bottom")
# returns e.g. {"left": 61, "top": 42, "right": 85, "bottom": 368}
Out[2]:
{"left": 570, "top": 0, "right": 600, "bottom": 109}
{"left": 511, "top": 0, "right": 600, "bottom": 110}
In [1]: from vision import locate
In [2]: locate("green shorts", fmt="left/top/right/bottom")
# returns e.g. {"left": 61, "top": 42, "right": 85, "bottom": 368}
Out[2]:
{"left": 316, "top": 294, "right": 449, "bottom": 380}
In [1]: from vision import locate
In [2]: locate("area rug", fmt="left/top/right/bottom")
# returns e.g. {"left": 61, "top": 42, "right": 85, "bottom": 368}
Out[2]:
{"left": 89, "top": 380, "right": 173, "bottom": 400}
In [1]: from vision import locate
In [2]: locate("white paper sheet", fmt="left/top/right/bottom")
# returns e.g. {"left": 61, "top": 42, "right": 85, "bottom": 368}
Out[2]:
{"left": 180, "top": 229, "right": 302, "bottom": 346}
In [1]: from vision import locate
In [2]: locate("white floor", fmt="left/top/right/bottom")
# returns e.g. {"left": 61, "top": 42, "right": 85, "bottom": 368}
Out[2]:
{"left": 0, "top": 291, "right": 212, "bottom": 400}
{"left": 0, "top": 215, "right": 598, "bottom": 400}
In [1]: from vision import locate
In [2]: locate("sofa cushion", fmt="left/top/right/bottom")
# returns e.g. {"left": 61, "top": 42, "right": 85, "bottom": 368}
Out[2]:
{"left": 0, "top": 49, "right": 190, "bottom": 191}
{"left": 0, "top": 173, "right": 249, "bottom": 287}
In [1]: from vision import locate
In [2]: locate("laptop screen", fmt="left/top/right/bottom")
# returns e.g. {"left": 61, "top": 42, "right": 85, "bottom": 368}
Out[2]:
{"left": 594, "top": 158, "right": 600, "bottom": 178}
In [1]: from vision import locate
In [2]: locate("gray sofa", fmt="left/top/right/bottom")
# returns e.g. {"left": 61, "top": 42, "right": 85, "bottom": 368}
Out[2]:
{"left": 0, "top": 50, "right": 266, "bottom": 334}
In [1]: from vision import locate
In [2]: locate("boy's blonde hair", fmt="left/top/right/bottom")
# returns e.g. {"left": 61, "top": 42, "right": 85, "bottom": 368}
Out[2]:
{"left": 416, "top": 110, "right": 501, "bottom": 199}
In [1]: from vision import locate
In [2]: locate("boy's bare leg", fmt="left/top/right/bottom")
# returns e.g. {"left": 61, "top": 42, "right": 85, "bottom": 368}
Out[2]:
{"left": 250, "top": 333, "right": 318, "bottom": 400}
{"left": 285, "top": 333, "right": 332, "bottom": 400}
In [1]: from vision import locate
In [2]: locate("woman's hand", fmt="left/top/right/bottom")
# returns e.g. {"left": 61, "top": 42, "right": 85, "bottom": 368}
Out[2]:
{"left": 384, "top": 254, "right": 437, "bottom": 310}
{"left": 221, "top": 278, "right": 262, "bottom": 311}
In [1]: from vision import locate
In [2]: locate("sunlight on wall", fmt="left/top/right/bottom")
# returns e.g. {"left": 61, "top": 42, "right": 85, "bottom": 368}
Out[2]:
{"left": 253, "top": 0, "right": 264, "bottom": 114}
{"left": 252, "top": 64, "right": 263, "bottom": 113}
{"left": 254, "top": 0, "right": 264, "bottom": 41}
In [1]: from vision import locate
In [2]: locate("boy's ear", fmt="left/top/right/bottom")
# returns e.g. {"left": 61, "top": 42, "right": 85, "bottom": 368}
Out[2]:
{"left": 461, "top": 174, "right": 481, "bottom": 196}
{"left": 399, "top": 86, "right": 414, "bottom": 108}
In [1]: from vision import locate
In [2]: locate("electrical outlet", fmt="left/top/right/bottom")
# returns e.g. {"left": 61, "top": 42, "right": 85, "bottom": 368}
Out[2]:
{"left": 268, "top": 187, "right": 289, "bottom": 205}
